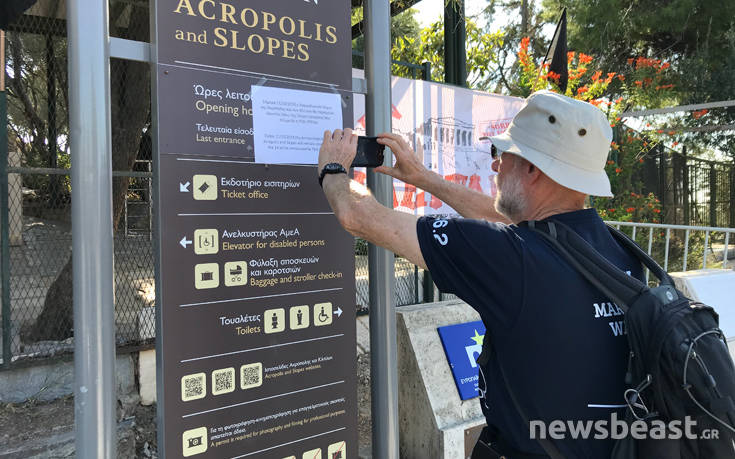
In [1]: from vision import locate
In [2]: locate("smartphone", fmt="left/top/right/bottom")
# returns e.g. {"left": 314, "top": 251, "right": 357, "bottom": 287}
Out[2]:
{"left": 352, "top": 136, "right": 385, "bottom": 168}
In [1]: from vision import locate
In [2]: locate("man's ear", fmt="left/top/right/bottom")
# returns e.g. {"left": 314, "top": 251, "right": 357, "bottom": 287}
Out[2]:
{"left": 525, "top": 161, "right": 542, "bottom": 183}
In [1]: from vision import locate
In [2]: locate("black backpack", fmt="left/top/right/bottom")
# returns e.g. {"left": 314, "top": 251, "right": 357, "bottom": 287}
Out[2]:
{"left": 520, "top": 219, "right": 735, "bottom": 458}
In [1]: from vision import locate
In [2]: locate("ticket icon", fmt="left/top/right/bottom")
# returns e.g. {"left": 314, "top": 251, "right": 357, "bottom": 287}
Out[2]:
{"left": 192, "top": 175, "right": 217, "bottom": 200}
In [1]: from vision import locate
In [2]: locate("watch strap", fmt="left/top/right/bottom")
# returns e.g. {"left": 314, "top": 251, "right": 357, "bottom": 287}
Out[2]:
{"left": 318, "top": 163, "right": 347, "bottom": 187}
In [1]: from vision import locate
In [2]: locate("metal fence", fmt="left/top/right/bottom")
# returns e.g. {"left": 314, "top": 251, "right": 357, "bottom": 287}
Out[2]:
{"left": 609, "top": 221, "right": 735, "bottom": 284}
{"left": 0, "top": 1, "right": 156, "bottom": 368}
{"left": 0, "top": 167, "right": 156, "bottom": 368}
{"left": 628, "top": 140, "right": 735, "bottom": 229}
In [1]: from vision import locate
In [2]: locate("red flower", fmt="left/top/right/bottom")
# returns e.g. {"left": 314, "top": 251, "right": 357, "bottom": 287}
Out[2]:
{"left": 692, "top": 109, "right": 709, "bottom": 119}
{"left": 653, "top": 209, "right": 661, "bottom": 214}
{"left": 609, "top": 208, "right": 616, "bottom": 213}
{"left": 607, "top": 160, "right": 615, "bottom": 165}
{"left": 615, "top": 168, "right": 623, "bottom": 174}
{"left": 579, "top": 53, "right": 593, "bottom": 64}
{"left": 626, "top": 207, "right": 635, "bottom": 213}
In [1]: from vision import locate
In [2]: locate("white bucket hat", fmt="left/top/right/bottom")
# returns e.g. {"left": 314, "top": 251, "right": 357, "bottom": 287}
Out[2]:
{"left": 490, "top": 90, "right": 613, "bottom": 197}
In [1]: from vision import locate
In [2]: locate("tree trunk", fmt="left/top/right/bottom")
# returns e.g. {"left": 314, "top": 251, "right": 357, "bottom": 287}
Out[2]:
{"left": 25, "top": 4, "right": 151, "bottom": 342}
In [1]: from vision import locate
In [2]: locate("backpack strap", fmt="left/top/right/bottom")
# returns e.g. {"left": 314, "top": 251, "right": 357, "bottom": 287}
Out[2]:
{"left": 604, "top": 224, "right": 676, "bottom": 287}
{"left": 524, "top": 220, "right": 650, "bottom": 312}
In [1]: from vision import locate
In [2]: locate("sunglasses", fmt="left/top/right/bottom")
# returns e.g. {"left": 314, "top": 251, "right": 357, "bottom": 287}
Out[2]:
{"left": 490, "top": 144, "right": 503, "bottom": 160}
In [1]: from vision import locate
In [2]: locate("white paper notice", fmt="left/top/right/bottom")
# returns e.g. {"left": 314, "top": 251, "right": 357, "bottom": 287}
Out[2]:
{"left": 252, "top": 86, "right": 342, "bottom": 164}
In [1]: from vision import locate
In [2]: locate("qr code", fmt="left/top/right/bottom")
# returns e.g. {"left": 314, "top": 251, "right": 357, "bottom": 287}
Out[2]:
{"left": 240, "top": 362, "right": 263, "bottom": 390}
{"left": 211, "top": 367, "right": 235, "bottom": 395}
{"left": 181, "top": 373, "right": 206, "bottom": 401}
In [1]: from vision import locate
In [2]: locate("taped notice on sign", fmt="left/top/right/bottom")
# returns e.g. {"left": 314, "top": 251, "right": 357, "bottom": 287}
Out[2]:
{"left": 252, "top": 86, "right": 342, "bottom": 164}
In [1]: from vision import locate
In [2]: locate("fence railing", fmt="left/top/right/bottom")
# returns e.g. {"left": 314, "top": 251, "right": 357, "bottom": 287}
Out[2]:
{"left": 0, "top": 168, "right": 155, "bottom": 368}
{"left": 607, "top": 220, "right": 735, "bottom": 283}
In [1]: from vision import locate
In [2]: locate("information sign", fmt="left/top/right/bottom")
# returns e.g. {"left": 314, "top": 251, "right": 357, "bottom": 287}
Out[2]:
{"left": 154, "top": 1, "right": 356, "bottom": 457}
{"left": 437, "top": 321, "right": 487, "bottom": 401}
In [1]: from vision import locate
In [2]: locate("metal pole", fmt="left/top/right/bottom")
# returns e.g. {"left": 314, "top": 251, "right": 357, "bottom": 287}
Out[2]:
{"left": 364, "top": 1, "right": 399, "bottom": 457}
{"left": 443, "top": 2, "right": 456, "bottom": 84}
{"left": 455, "top": 0, "right": 467, "bottom": 86}
{"left": 1, "top": 29, "right": 12, "bottom": 369}
{"left": 67, "top": 1, "right": 117, "bottom": 457}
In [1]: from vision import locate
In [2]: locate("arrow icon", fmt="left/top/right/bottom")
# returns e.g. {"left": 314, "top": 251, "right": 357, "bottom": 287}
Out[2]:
{"left": 180, "top": 182, "right": 190, "bottom": 192}
{"left": 180, "top": 236, "right": 192, "bottom": 248}
{"left": 334, "top": 307, "right": 343, "bottom": 318}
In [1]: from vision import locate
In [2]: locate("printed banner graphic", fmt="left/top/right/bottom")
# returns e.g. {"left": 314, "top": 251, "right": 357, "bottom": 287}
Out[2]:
{"left": 437, "top": 321, "right": 487, "bottom": 401}
{"left": 353, "top": 71, "right": 525, "bottom": 216}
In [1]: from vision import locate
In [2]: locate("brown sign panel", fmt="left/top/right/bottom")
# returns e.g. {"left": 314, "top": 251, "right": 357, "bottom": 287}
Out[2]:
{"left": 155, "top": 1, "right": 356, "bottom": 458}
{"left": 157, "top": 0, "right": 350, "bottom": 90}
{"left": 157, "top": 66, "right": 353, "bottom": 159}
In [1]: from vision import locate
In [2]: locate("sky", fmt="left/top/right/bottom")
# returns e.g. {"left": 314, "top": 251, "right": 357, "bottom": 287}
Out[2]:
{"left": 412, "top": 0, "right": 551, "bottom": 39}
{"left": 414, "top": 0, "right": 491, "bottom": 28}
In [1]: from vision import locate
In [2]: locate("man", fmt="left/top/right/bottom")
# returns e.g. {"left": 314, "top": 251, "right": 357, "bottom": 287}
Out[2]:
{"left": 317, "top": 90, "right": 643, "bottom": 458}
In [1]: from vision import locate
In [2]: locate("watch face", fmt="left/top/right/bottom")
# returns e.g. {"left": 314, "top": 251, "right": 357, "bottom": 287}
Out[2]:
{"left": 326, "top": 163, "right": 342, "bottom": 172}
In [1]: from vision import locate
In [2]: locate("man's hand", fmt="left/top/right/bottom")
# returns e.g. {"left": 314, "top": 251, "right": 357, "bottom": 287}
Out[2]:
{"left": 318, "top": 128, "right": 358, "bottom": 176}
{"left": 375, "top": 132, "right": 431, "bottom": 188}
{"left": 375, "top": 132, "right": 509, "bottom": 223}
{"left": 316, "top": 128, "right": 427, "bottom": 269}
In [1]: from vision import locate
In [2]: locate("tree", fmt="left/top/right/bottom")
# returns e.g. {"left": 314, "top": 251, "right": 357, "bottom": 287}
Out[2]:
{"left": 20, "top": 2, "right": 151, "bottom": 341}
{"left": 539, "top": 0, "right": 735, "bottom": 157}
{"left": 351, "top": 7, "right": 422, "bottom": 74}
{"left": 392, "top": 17, "right": 503, "bottom": 87}
{"left": 472, "top": 0, "right": 549, "bottom": 94}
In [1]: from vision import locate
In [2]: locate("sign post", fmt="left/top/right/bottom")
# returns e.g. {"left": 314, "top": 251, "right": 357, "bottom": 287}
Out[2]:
{"left": 153, "top": 2, "right": 357, "bottom": 457}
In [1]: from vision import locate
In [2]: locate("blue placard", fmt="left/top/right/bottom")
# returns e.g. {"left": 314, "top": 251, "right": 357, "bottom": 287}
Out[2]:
{"left": 437, "top": 321, "right": 486, "bottom": 400}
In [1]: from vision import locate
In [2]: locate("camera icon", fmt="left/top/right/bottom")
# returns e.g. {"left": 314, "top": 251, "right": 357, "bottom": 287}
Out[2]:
{"left": 182, "top": 426, "right": 207, "bottom": 456}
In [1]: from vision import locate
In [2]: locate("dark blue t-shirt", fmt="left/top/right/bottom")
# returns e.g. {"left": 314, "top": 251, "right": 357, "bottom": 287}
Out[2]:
{"left": 417, "top": 209, "right": 644, "bottom": 458}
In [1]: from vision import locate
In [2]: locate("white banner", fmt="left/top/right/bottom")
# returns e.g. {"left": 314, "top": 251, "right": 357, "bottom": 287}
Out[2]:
{"left": 352, "top": 70, "right": 524, "bottom": 216}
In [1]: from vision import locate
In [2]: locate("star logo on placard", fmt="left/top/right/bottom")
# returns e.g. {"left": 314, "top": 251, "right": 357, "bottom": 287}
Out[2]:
{"left": 470, "top": 329, "right": 484, "bottom": 346}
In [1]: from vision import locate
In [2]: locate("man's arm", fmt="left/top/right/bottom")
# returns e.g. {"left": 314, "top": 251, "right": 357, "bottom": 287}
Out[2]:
{"left": 318, "top": 129, "right": 427, "bottom": 269}
{"left": 376, "top": 133, "right": 510, "bottom": 223}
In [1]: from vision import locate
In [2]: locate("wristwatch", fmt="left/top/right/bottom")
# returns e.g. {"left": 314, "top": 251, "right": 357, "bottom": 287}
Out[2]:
{"left": 318, "top": 163, "right": 347, "bottom": 188}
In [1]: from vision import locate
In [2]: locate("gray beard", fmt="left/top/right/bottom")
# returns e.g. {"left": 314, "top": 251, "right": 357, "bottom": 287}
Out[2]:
{"left": 495, "top": 175, "right": 528, "bottom": 222}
